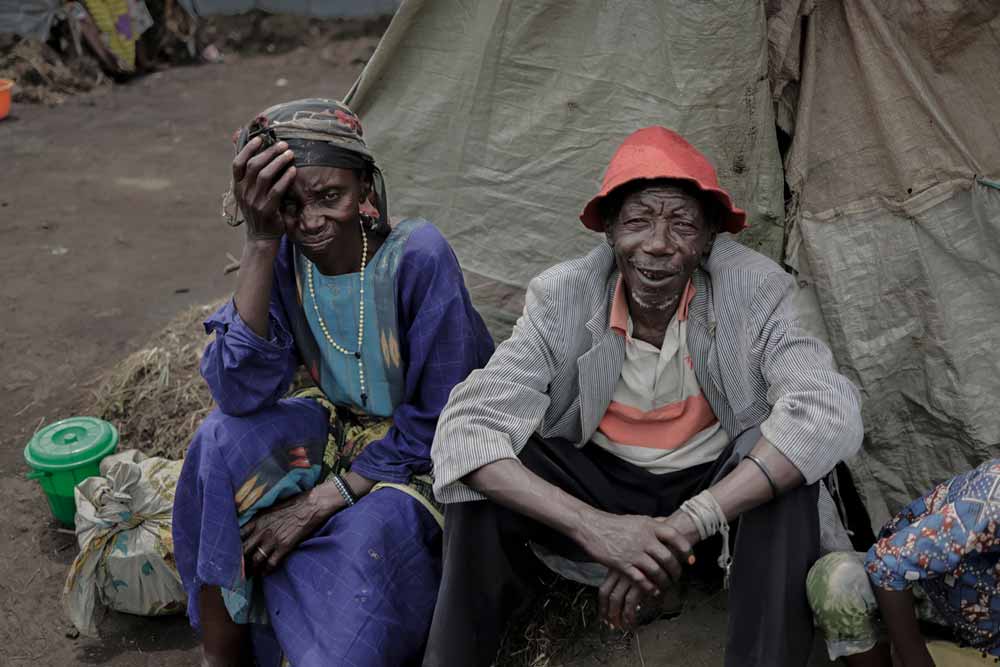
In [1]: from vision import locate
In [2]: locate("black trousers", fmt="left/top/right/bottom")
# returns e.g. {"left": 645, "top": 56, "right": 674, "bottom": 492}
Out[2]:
{"left": 423, "top": 429, "right": 821, "bottom": 667}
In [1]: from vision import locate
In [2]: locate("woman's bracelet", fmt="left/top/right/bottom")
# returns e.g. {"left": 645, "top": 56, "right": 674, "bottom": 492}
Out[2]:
{"left": 331, "top": 474, "right": 358, "bottom": 508}
{"left": 745, "top": 454, "right": 779, "bottom": 499}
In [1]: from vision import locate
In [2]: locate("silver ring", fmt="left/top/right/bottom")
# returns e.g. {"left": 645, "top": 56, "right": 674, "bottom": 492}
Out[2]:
{"left": 256, "top": 546, "right": 269, "bottom": 560}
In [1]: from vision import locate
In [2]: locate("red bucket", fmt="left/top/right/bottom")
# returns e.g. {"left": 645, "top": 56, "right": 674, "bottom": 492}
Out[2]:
{"left": 0, "top": 79, "right": 12, "bottom": 120}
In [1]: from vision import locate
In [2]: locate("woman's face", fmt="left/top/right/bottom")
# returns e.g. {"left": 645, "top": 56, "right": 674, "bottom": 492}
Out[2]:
{"left": 280, "top": 166, "right": 370, "bottom": 265}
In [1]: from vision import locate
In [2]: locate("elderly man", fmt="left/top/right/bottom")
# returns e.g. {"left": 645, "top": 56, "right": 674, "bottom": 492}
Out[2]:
{"left": 424, "top": 127, "right": 863, "bottom": 666}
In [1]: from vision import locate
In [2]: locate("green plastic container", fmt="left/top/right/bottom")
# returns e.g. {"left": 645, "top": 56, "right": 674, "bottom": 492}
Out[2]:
{"left": 24, "top": 417, "right": 119, "bottom": 526}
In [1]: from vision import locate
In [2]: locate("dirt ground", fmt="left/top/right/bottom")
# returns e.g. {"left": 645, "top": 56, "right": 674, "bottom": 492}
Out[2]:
{"left": 0, "top": 40, "right": 371, "bottom": 666}
{"left": 0, "top": 38, "right": 836, "bottom": 667}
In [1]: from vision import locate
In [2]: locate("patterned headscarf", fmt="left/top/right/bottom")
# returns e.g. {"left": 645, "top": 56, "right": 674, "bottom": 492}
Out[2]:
{"left": 222, "top": 99, "right": 390, "bottom": 234}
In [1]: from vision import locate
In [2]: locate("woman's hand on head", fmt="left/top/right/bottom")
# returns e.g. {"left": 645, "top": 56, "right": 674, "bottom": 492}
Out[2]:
{"left": 232, "top": 136, "right": 297, "bottom": 242}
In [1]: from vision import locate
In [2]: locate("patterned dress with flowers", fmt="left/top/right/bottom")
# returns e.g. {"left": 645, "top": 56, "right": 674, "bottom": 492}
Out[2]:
{"left": 865, "top": 458, "right": 1000, "bottom": 655}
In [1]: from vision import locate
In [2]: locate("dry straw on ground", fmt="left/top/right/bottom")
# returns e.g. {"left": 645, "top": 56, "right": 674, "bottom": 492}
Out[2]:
{"left": 495, "top": 576, "right": 629, "bottom": 667}
{"left": 86, "top": 301, "right": 222, "bottom": 460}
{"left": 0, "top": 39, "right": 107, "bottom": 105}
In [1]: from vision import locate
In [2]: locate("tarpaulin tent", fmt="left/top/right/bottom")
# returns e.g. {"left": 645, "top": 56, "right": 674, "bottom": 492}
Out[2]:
{"left": 345, "top": 0, "right": 785, "bottom": 334}
{"left": 770, "top": 0, "right": 1000, "bottom": 527}
{"left": 346, "top": 0, "right": 1000, "bottom": 529}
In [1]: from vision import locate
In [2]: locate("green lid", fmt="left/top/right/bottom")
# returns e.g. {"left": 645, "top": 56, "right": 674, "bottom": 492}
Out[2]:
{"left": 24, "top": 417, "right": 119, "bottom": 472}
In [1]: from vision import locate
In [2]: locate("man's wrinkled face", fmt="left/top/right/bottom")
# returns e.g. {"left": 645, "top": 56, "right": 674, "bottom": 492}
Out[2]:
{"left": 608, "top": 184, "right": 713, "bottom": 313}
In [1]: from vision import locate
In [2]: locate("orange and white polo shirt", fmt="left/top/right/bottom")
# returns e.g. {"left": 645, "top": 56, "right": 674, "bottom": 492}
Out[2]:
{"left": 591, "top": 277, "right": 729, "bottom": 473}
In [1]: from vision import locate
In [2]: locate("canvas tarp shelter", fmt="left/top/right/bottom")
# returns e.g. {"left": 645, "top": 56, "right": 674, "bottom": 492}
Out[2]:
{"left": 770, "top": 0, "right": 1000, "bottom": 527}
{"left": 346, "top": 0, "right": 1000, "bottom": 529}
{"left": 346, "top": 0, "right": 785, "bottom": 333}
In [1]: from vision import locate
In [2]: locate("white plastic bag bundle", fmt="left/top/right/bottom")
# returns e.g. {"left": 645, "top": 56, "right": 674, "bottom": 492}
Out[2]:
{"left": 63, "top": 449, "right": 186, "bottom": 636}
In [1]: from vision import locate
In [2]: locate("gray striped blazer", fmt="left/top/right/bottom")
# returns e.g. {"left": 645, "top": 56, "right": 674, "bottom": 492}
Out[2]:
{"left": 432, "top": 238, "right": 863, "bottom": 509}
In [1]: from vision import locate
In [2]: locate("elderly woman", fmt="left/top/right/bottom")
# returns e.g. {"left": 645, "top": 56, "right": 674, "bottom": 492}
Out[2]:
{"left": 172, "top": 99, "right": 494, "bottom": 667}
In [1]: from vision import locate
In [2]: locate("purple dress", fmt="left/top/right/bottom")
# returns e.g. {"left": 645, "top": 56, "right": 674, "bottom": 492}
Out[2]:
{"left": 172, "top": 220, "right": 494, "bottom": 666}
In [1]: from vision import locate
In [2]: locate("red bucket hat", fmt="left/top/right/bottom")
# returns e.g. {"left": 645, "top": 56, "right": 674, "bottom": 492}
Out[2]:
{"left": 580, "top": 126, "right": 747, "bottom": 234}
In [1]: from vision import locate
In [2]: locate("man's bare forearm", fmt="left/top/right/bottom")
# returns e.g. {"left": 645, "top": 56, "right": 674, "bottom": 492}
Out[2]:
{"left": 464, "top": 458, "right": 598, "bottom": 542}
{"left": 233, "top": 240, "right": 280, "bottom": 339}
{"left": 708, "top": 436, "right": 805, "bottom": 521}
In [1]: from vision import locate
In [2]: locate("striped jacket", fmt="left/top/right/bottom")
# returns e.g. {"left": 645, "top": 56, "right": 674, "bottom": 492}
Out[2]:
{"left": 432, "top": 238, "right": 863, "bottom": 505}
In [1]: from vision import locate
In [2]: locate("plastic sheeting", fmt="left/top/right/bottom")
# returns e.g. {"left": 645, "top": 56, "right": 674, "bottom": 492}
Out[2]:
{"left": 772, "top": 0, "right": 1000, "bottom": 528}
{"left": 178, "top": 0, "right": 399, "bottom": 18}
{"left": 0, "top": 0, "right": 61, "bottom": 39}
{"left": 63, "top": 450, "right": 185, "bottom": 637}
{"left": 345, "top": 0, "right": 785, "bottom": 337}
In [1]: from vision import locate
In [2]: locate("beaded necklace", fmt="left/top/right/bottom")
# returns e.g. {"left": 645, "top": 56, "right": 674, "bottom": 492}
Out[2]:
{"left": 306, "top": 218, "right": 369, "bottom": 406}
